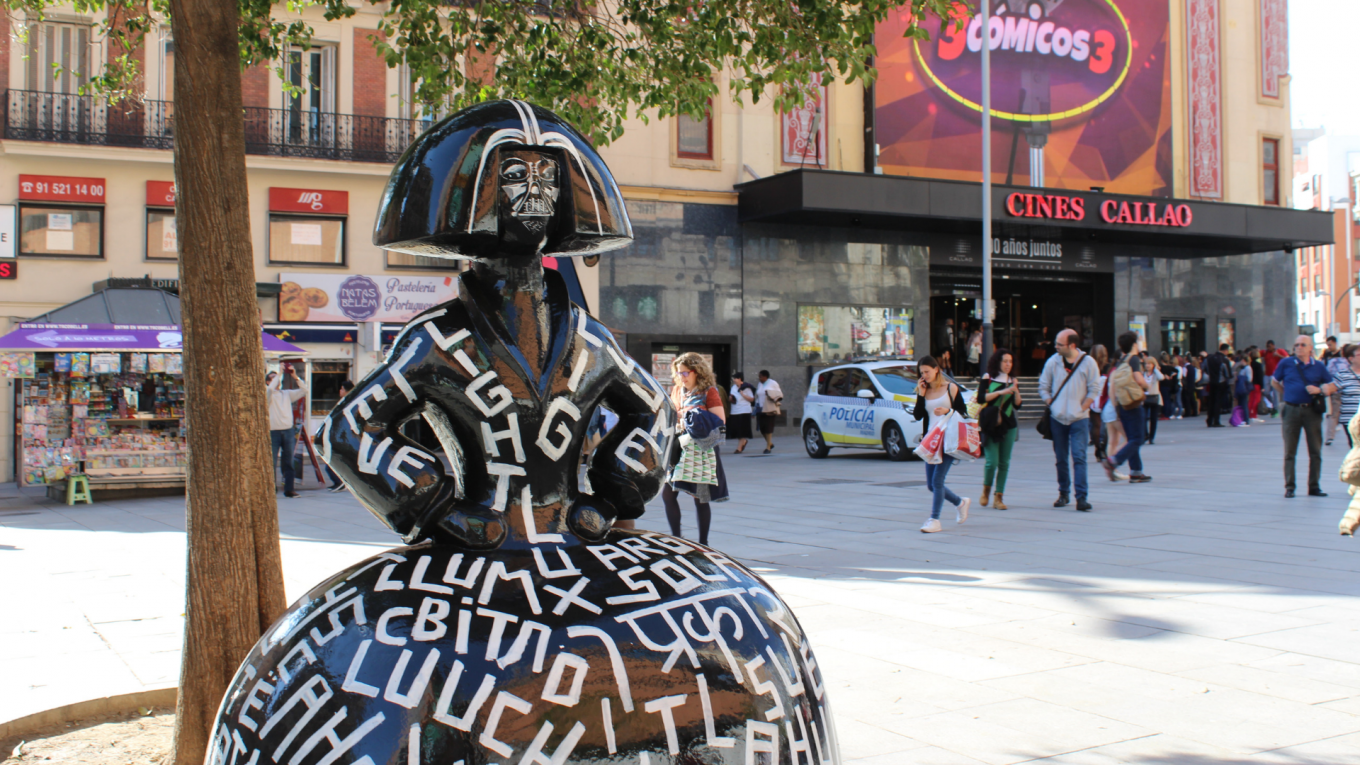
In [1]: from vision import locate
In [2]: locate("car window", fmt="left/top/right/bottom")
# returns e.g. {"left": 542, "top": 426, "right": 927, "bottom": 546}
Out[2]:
{"left": 871, "top": 366, "right": 918, "bottom": 396}
{"left": 848, "top": 370, "right": 876, "bottom": 397}
{"left": 821, "top": 369, "right": 852, "bottom": 396}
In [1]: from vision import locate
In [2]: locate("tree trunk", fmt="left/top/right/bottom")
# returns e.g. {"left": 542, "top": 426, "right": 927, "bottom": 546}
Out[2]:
{"left": 166, "top": 0, "right": 287, "bottom": 760}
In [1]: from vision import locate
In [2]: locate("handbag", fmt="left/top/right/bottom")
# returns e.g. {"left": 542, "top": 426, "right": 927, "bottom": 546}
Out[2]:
{"left": 1036, "top": 354, "right": 1085, "bottom": 440}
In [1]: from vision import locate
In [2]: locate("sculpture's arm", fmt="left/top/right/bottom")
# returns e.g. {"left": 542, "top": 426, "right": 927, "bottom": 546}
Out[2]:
{"left": 582, "top": 328, "right": 676, "bottom": 521}
{"left": 318, "top": 316, "right": 491, "bottom": 545}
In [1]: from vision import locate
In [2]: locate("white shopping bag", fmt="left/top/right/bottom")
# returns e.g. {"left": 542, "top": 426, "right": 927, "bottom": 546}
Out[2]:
{"left": 941, "top": 411, "right": 983, "bottom": 462}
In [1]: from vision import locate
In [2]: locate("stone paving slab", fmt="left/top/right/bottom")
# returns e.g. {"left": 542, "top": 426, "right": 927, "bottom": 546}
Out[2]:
{"left": 4, "top": 418, "right": 1360, "bottom": 761}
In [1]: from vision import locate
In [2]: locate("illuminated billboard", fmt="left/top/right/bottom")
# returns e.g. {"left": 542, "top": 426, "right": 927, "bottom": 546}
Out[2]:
{"left": 875, "top": 0, "right": 1172, "bottom": 196}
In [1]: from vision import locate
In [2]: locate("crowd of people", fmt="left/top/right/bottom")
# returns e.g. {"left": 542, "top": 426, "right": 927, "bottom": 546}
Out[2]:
{"left": 901, "top": 328, "right": 1360, "bottom": 534}
{"left": 273, "top": 328, "right": 1360, "bottom": 544}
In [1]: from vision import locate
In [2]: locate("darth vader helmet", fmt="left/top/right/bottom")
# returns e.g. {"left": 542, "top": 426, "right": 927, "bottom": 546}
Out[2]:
{"left": 374, "top": 100, "right": 633, "bottom": 260}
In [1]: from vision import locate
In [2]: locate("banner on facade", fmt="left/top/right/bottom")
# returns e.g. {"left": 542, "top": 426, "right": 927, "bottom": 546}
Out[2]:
{"left": 875, "top": 0, "right": 1172, "bottom": 196}
{"left": 278, "top": 274, "right": 457, "bottom": 323}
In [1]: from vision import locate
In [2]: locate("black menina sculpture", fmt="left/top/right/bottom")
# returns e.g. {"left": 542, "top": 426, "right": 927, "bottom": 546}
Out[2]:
{"left": 207, "top": 100, "right": 842, "bottom": 765}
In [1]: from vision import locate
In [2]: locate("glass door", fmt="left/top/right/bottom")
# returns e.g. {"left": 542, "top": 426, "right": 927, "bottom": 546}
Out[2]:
{"left": 1160, "top": 319, "right": 1205, "bottom": 357}
{"left": 285, "top": 45, "right": 336, "bottom": 151}
{"left": 23, "top": 23, "right": 94, "bottom": 137}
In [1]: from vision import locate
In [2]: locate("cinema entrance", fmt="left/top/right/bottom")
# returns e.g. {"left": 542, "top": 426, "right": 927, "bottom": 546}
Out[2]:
{"left": 930, "top": 262, "right": 1114, "bottom": 376}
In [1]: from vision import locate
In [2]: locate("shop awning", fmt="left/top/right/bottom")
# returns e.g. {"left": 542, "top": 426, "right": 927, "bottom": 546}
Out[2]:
{"left": 737, "top": 170, "right": 1335, "bottom": 259}
{"left": 0, "top": 323, "right": 307, "bottom": 356}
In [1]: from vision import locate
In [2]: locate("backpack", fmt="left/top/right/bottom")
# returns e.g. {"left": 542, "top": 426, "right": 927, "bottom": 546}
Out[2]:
{"left": 1111, "top": 360, "right": 1146, "bottom": 410}
{"left": 1216, "top": 358, "right": 1232, "bottom": 386}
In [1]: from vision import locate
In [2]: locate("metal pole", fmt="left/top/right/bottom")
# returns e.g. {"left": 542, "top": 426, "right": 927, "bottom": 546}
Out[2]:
{"left": 980, "top": 0, "right": 994, "bottom": 380}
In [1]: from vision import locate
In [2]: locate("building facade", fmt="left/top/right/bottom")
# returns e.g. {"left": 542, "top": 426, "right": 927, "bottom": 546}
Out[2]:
{"left": 0, "top": 0, "right": 1333, "bottom": 480}
{"left": 1292, "top": 133, "right": 1360, "bottom": 343}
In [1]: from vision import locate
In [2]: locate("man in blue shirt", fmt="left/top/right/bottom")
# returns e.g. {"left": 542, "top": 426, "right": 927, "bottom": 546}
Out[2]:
{"left": 1272, "top": 335, "right": 1337, "bottom": 498}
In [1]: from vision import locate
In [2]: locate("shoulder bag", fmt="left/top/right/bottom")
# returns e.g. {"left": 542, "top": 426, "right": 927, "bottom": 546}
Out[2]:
{"left": 1036, "top": 354, "right": 1085, "bottom": 441}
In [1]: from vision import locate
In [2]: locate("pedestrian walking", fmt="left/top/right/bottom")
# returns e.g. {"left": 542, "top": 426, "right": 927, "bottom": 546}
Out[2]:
{"left": 325, "top": 379, "right": 353, "bottom": 492}
{"left": 267, "top": 366, "right": 307, "bottom": 498}
{"left": 1097, "top": 350, "right": 1127, "bottom": 475}
{"left": 1205, "top": 344, "right": 1231, "bottom": 427}
{"left": 1101, "top": 331, "right": 1153, "bottom": 484}
{"left": 728, "top": 371, "right": 756, "bottom": 454}
{"left": 935, "top": 318, "right": 955, "bottom": 361}
{"left": 1141, "top": 356, "right": 1164, "bottom": 444}
{"left": 1248, "top": 347, "right": 1265, "bottom": 421}
{"left": 1183, "top": 355, "right": 1201, "bottom": 417}
{"left": 966, "top": 326, "right": 983, "bottom": 378}
{"left": 755, "top": 370, "right": 784, "bottom": 454}
{"left": 1232, "top": 353, "right": 1253, "bottom": 427}
{"left": 979, "top": 349, "right": 1022, "bottom": 510}
{"left": 1038, "top": 328, "right": 1102, "bottom": 511}
{"left": 1262, "top": 340, "right": 1287, "bottom": 416}
{"left": 663, "top": 352, "right": 728, "bottom": 546}
{"left": 1273, "top": 335, "right": 1337, "bottom": 498}
{"left": 1327, "top": 345, "right": 1350, "bottom": 446}
{"left": 937, "top": 348, "right": 954, "bottom": 375}
{"left": 1333, "top": 345, "right": 1360, "bottom": 448}
{"left": 1160, "top": 353, "right": 1183, "bottom": 419}
{"left": 1089, "top": 344, "right": 1110, "bottom": 460}
{"left": 912, "top": 355, "right": 970, "bottom": 532}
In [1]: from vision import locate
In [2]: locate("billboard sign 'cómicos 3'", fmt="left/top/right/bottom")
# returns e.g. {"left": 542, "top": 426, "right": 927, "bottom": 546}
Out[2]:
{"left": 875, "top": 0, "right": 1172, "bottom": 196}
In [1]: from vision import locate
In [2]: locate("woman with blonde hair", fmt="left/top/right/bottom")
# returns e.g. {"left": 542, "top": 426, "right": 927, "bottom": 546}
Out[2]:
{"left": 664, "top": 352, "right": 728, "bottom": 546}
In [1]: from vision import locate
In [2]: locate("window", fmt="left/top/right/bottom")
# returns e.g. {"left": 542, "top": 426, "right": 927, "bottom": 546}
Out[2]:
{"left": 158, "top": 30, "right": 175, "bottom": 101}
{"left": 386, "top": 251, "right": 461, "bottom": 271}
{"left": 847, "top": 370, "right": 877, "bottom": 397}
{"left": 19, "top": 205, "right": 102, "bottom": 257}
{"left": 309, "top": 361, "right": 351, "bottom": 416}
{"left": 268, "top": 214, "right": 345, "bottom": 265}
{"left": 817, "top": 369, "right": 852, "bottom": 397}
{"left": 676, "top": 103, "right": 713, "bottom": 160}
{"left": 1316, "top": 274, "right": 1324, "bottom": 293}
{"left": 26, "top": 22, "right": 91, "bottom": 94}
{"left": 1314, "top": 248, "right": 1321, "bottom": 264}
{"left": 1300, "top": 277, "right": 1307, "bottom": 295}
{"left": 871, "top": 366, "right": 919, "bottom": 396}
{"left": 798, "top": 304, "right": 914, "bottom": 364}
{"left": 1263, "top": 137, "right": 1280, "bottom": 205}
{"left": 146, "top": 209, "right": 177, "bottom": 260}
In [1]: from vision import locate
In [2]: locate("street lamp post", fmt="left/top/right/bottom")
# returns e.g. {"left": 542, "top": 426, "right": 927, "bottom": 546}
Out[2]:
{"left": 980, "top": 0, "right": 994, "bottom": 379}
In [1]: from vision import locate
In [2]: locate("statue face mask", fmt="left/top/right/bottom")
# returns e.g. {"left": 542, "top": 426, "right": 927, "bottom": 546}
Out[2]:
{"left": 497, "top": 149, "right": 561, "bottom": 253}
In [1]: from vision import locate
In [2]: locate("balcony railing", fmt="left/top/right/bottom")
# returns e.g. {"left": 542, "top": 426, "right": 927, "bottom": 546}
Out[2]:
{"left": 4, "top": 89, "right": 423, "bottom": 164}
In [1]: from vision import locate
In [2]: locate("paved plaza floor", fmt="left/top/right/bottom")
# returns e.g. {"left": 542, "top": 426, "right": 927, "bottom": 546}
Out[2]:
{"left": 5, "top": 417, "right": 1360, "bottom": 762}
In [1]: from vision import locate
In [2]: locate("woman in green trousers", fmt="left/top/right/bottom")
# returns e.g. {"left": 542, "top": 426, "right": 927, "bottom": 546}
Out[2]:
{"left": 980, "top": 348, "right": 1022, "bottom": 510}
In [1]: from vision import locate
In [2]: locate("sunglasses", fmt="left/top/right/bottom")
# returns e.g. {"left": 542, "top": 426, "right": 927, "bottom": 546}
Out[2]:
{"left": 677, "top": 370, "right": 694, "bottom": 377}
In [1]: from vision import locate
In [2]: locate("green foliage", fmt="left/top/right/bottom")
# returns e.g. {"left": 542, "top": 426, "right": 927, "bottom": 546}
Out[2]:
{"left": 4, "top": 0, "right": 958, "bottom": 146}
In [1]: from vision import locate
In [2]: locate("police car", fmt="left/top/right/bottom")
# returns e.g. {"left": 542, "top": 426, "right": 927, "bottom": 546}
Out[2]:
{"left": 802, "top": 360, "right": 974, "bottom": 461}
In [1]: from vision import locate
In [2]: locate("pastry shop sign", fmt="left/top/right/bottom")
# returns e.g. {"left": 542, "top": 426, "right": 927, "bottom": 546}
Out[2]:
{"left": 278, "top": 273, "right": 457, "bottom": 323}
{"left": 268, "top": 187, "right": 348, "bottom": 215}
{"left": 1005, "top": 192, "right": 1194, "bottom": 228}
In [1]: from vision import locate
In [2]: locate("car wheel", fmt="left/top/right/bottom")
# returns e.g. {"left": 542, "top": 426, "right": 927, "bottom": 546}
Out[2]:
{"left": 883, "top": 422, "right": 912, "bottom": 461}
{"left": 803, "top": 421, "right": 830, "bottom": 458}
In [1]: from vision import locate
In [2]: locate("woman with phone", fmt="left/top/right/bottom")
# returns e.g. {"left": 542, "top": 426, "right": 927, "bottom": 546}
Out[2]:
{"left": 912, "top": 356, "right": 970, "bottom": 533}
